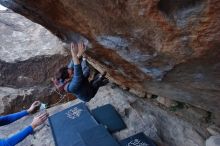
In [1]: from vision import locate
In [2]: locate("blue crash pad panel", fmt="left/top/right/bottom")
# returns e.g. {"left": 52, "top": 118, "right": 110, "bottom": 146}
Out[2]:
{"left": 79, "top": 125, "right": 121, "bottom": 146}
{"left": 120, "top": 132, "right": 157, "bottom": 146}
{"left": 91, "top": 104, "right": 126, "bottom": 133}
{"left": 49, "top": 102, "right": 98, "bottom": 146}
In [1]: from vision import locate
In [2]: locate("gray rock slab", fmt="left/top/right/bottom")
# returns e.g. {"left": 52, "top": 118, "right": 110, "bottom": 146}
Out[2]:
{"left": 0, "top": 11, "right": 65, "bottom": 62}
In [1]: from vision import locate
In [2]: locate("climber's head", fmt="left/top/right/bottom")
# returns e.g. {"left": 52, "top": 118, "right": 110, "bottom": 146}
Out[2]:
{"left": 55, "top": 66, "right": 68, "bottom": 81}
{"left": 55, "top": 66, "right": 73, "bottom": 81}
{"left": 52, "top": 66, "right": 73, "bottom": 92}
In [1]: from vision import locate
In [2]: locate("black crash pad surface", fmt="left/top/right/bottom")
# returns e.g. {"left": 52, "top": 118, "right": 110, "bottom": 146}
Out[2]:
{"left": 80, "top": 125, "right": 121, "bottom": 146}
{"left": 49, "top": 103, "right": 98, "bottom": 146}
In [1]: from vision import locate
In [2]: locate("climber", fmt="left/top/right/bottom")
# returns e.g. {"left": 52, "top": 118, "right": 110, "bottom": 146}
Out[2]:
{"left": 52, "top": 42, "right": 90, "bottom": 92}
{"left": 0, "top": 101, "right": 49, "bottom": 146}
{"left": 52, "top": 42, "right": 108, "bottom": 102}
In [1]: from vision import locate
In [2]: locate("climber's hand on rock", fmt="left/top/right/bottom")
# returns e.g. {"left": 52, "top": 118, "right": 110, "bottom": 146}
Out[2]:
{"left": 70, "top": 43, "right": 78, "bottom": 58}
{"left": 27, "top": 101, "right": 41, "bottom": 114}
{"left": 71, "top": 42, "right": 80, "bottom": 65}
{"left": 77, "top": 42, "right": 86, "bottom": 58}
{"left": 31, "top": 112, "right": 49, "bottom": 129}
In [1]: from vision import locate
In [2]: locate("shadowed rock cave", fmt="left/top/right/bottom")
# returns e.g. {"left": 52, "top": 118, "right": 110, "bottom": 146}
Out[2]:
{"left": 158, "top": 0, "right": 205, "bottom": 27}
{"left": 0, "top": 1, "right": 219, "bottom": 146}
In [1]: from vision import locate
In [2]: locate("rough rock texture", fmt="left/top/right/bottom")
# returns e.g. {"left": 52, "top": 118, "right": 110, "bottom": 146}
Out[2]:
{"left": 0, "top": 84, "right": 209, "bottom": 146}
{"left": 0, "top": 85, "right": 76, "bottom": 115}
{"left": 88, "top": 84, "right": 208, "bottom": 146}
{"left": 156, "top": 96, "right": 178, "bottom": 107}
{"left": 0, "top": 10, "right": 64, "bottom": 63}
{"left": 0, "top": 0, "right": 219, "bottom": 114}
{"left": 0, "top": 10, "right": 71, "bottom": 88}
{"left": 207, "top": 125, "right": 220, "bottom": 136}
{"left": 0, "top": 11, "right": 76, "bottom": 114}
{"left": 0, "top": 55, "right": 70, "bottom": 87}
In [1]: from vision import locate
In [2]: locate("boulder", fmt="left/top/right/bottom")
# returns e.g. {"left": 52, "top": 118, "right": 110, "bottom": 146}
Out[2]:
{"left": 0, "top": 0, "right": 219, "bottom": 113}
{"left": 0, "top": 10, "right": 64, "bottom": 63}
{"left": 0, "top": 11, "right": 69, "bottom": 87}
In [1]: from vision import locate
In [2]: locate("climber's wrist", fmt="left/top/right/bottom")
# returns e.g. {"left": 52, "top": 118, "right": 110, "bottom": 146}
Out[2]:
{"left": 72, "top": 57, "right": 80, "bottom": 65}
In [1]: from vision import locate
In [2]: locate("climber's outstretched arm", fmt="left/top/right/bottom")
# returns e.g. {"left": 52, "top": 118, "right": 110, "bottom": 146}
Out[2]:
{"left": 0, "top": 126, "right": 33, "bottom": 146}
{"left": 0, "top": 111, "right": 29, "bottom": 126}
{"left": 0, "top": 107, "right": 48, "bottom": 146}
{"left": 66, "top": 43, "right": 84, "bottom": 92}
{"left": 0, "top": 101, "right": 40, "bottom": 126}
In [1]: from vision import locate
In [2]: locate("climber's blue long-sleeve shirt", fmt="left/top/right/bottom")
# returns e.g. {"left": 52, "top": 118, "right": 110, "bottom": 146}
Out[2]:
{"left": 67, "top": 64, "right": 94, "bottom": 102}
{"left": 68, "top": 59, "right": 90, "bottom": 79}
{"left": 0, "top": 110, "right": 33, "bottom": 146}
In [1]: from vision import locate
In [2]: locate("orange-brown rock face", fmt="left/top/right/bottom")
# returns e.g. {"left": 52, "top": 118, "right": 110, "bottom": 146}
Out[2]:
{"left": 0, "top": 0, "right": 219, "bottom": 113}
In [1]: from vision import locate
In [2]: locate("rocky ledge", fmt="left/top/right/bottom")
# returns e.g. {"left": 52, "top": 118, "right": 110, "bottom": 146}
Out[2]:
{"left": 0, "top": 0, "right": 219, "bottom": 114}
